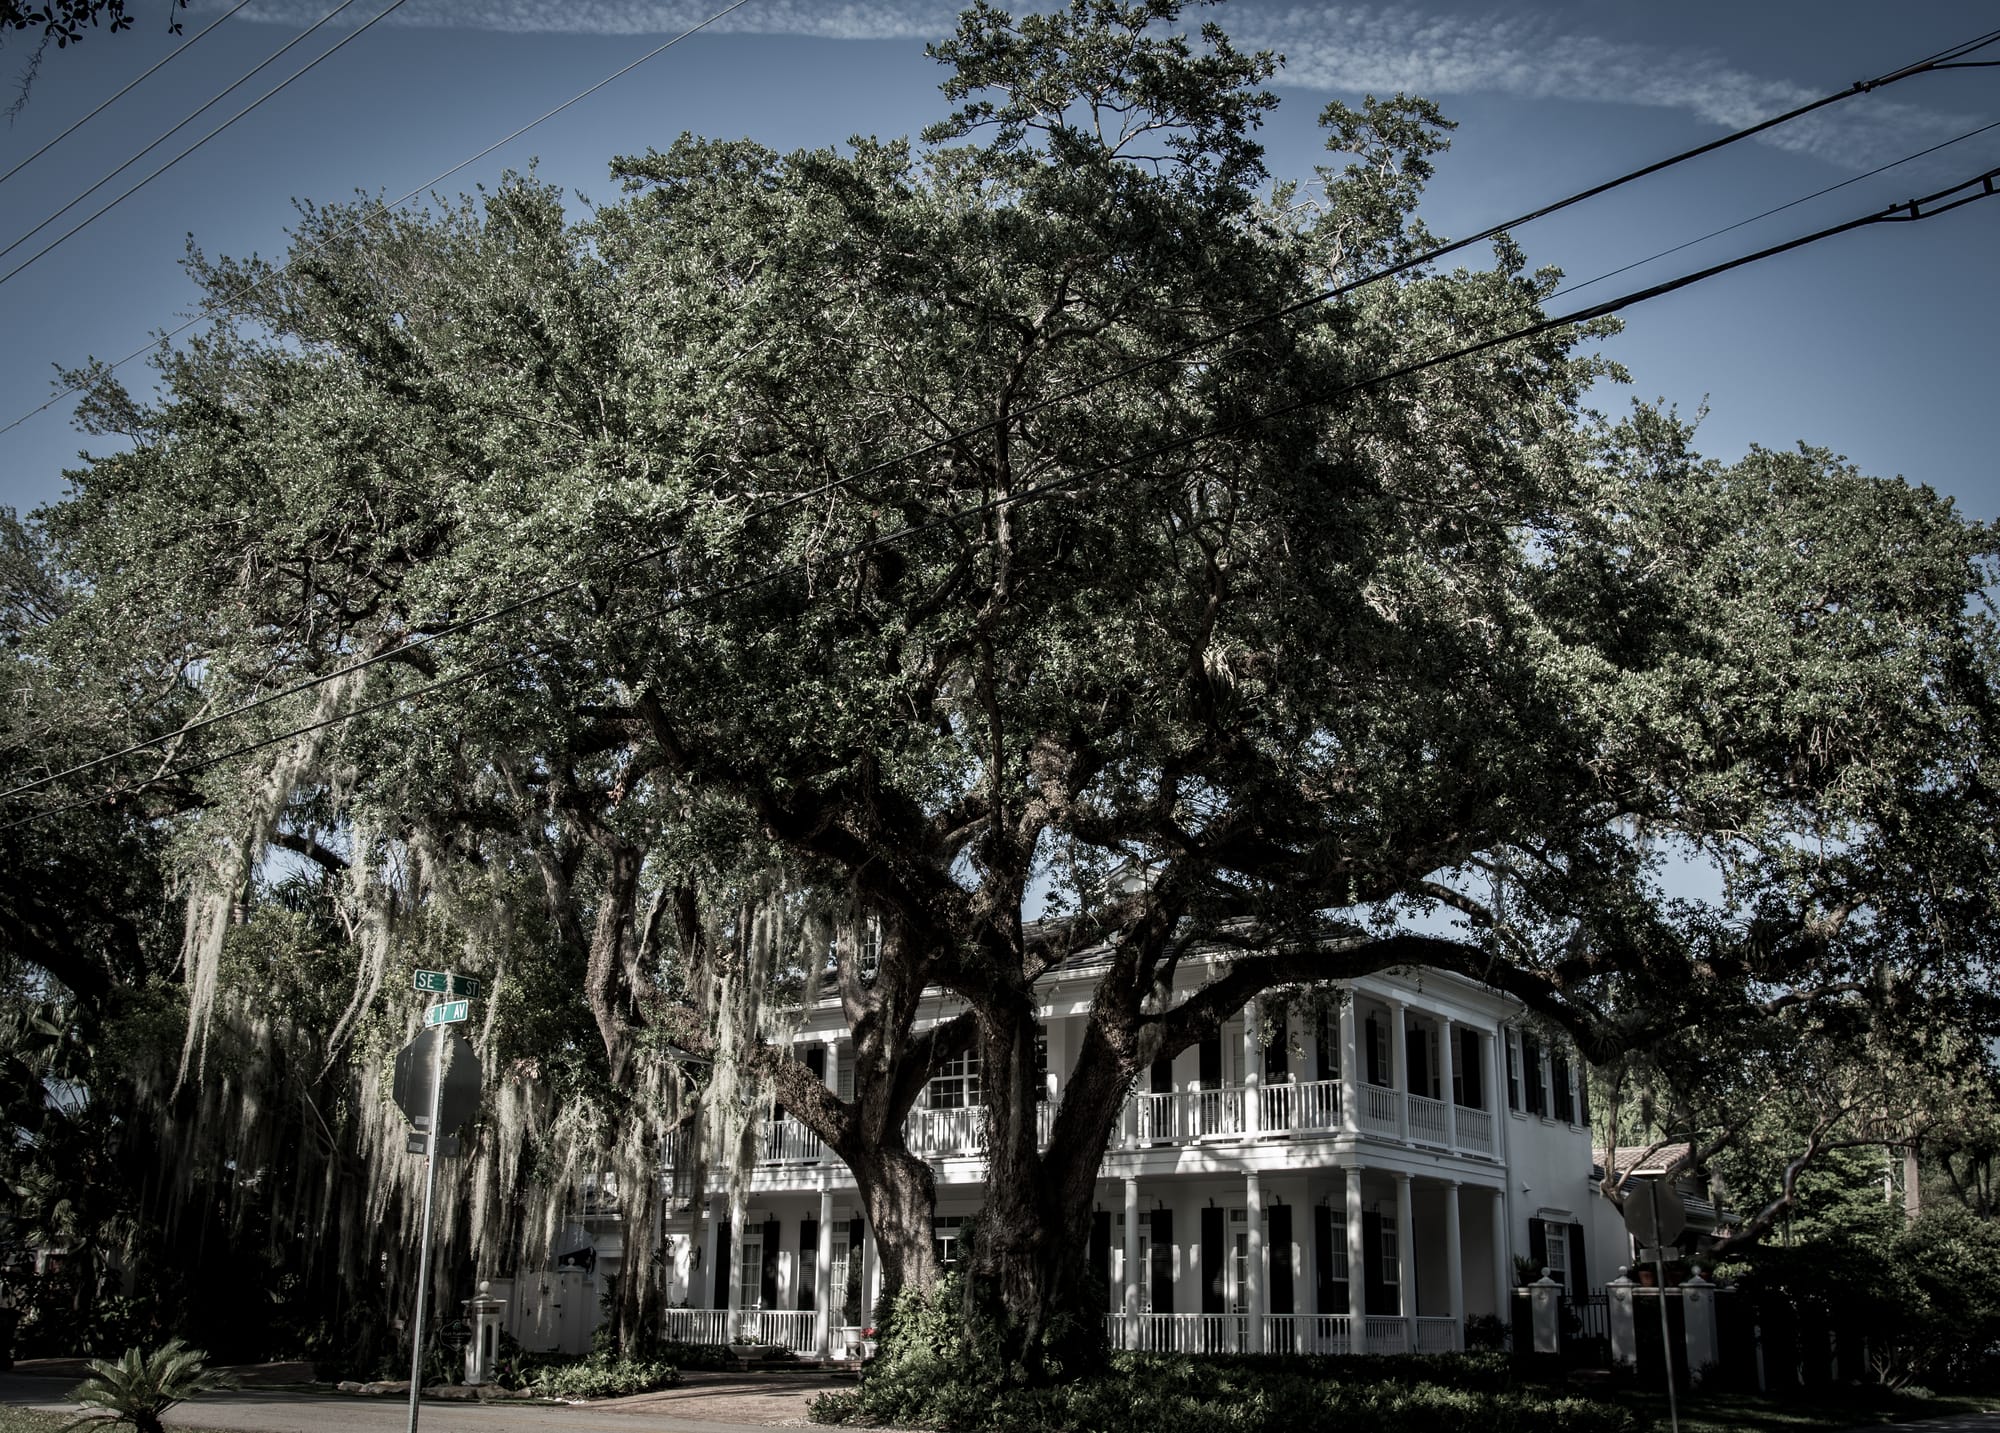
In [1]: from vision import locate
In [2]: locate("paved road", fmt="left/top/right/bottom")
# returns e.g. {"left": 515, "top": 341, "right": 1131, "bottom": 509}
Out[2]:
{"left": 0, "top": 1369, "right": 847, "bottom": 1432}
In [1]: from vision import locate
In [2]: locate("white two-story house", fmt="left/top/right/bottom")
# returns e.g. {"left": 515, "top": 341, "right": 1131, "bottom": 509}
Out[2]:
{"left": 509, "top": 948, "right": 1603, "bottom": 1359}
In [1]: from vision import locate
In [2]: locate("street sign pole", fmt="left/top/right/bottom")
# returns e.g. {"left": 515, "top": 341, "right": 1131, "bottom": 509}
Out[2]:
{"left": 1649, "top": 1179, "right": 1679, "bottom": 1433}
{"left": 406, "top": 1018, "right": 446, "bottom": 1433}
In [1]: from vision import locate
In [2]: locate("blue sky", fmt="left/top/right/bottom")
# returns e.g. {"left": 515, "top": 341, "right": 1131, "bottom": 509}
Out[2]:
{"left": 0, "top": 0, "right": 1994, "bottom": 522}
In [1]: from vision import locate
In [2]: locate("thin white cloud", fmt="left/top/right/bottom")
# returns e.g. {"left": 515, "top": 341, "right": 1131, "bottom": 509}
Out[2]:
{"left": 1233, "top": 4, "right": 1982, "bottom": 170}
{"left": 192, "top": 0, "right": 1983, "bottom": 169}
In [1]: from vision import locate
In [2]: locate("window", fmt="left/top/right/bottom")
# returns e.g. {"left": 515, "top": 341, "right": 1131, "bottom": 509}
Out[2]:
{"left": 1380, "top": 1214, "right": 1400, "bottom": 1286}
{"left": 1542, "top": 1220, "right": 1568, "bottom": 1294}
{"left": 1576, "top": 1057, "right": 1592, "bottom": 1125}
{"left": 933, "top": 1217, "right": 964, "bottom": 1271}
{"left": 736, "top": 1235, "right": 764, "bottom": 1311}
{"left": 1036, "top": 1029, "right": 1050, "bottom": 1102}
{"left": 928, "top": 1051, "right": 980, "bottom": 1110}
{"left": 1551, "top": 1053, "right": 1574, "bottom": 1125}
{"left": 1328, "top": 1211, "right": 1349, "bottom": 1281}
{"left": 836, "top": 1047, "right": 854, "bottom": 1102}
{"left": 1228, "top": 1209, "right": 1251, "bottom": 1314}
{"left": 1135, "top": 1232, "right": 1153, "bottom": 1312}
{"left": 1505, "top": 1031, "right": 1521, "bottom": 1111}
{"left": 830, "top": 1235, "right": 855, "bottom": 1324}
{"left": 1523, "top": 1034, "right": 1547, "bottom": 1117}
{"left": 1366, "top": 1014, "right": 1391, "bottom": 1087}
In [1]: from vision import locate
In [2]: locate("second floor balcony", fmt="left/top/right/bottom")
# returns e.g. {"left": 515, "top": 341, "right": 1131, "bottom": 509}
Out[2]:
{"left": 662, "top": 1072, "right": 1499, "bottom": 1186}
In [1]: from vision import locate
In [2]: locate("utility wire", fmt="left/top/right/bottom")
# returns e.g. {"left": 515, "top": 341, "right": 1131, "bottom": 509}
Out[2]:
{"left": 0, "top": 0, "right": 751, "bottom": 440}
{"left": 8, "top": 161, "right": 1995, "bottom": 833}
{"left": 0, "top": 0, "right": 367, "bottom": 258}
{"left": 5, "top": 25, "right": 1996, "bottom": 803}
{"left": 0, "top": 0, "right": 413, "bottom": 290}
{"left": 0, "top": 0, "right": 260, "bottom": 192}
{"left": 1552, "top": 116, "right": 2000, "bottom": 302}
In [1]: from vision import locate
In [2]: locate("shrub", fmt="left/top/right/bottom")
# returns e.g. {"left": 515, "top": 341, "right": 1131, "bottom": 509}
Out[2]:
{"left": 529, "top": 1353, "right": 678, "bottom": 1401}
{"left": 63, "top": 1339, "right": 236, "bottom": 1433}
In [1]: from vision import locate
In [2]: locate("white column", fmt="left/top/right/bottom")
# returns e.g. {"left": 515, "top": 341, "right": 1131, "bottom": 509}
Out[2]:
{"left": 814, "top": 1187, "right": 835, "bottom": 1360}
{"left": 1246, "top": 1170, "right": 1265, "bottom": 1352}
{"left": 1443, "top": 1179, "right": 1464, "bottom": 1350}
{"left": 1123, "top": 1177, "right": 1141, "bottom": 1345}
{"left": 1491, "top": 1188, "right": 1511, "bottom": 1331}
{"left": 1243, "top": 997, "right": 1262, "bottom": 1135}
{"left": 1439, "top": 1017, "right": 1458, "bottom": 1151}
{"left": 1388, "top": 997, "right": 1410, "bottom": 1143}
{"left": 1339, "top": 997, "right": 1361, "bottom": 1138}
{"left": 1394, "top": 1172, "right": 1416, "bottom": 1350}
{"left": 726, "top": 1190, "right": 748, "bottom": 1340}
{"left": 1345, "top": 1166, "right": 1366, "bottom": 1348}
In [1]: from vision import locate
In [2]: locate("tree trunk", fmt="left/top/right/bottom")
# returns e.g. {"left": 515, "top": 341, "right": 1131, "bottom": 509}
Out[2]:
{"left": 969, "top": 991, "right": 1135, "bottom": 1377}
{"left": 846, "top": 1145, "right": 942, "bottom": 1315}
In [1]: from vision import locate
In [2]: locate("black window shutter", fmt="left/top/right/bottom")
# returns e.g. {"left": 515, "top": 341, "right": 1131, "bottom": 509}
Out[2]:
{"left": 1568, "top": 1223, "right": 1589, "bottom": 1297}
{"left": 1528, "top": 1219, "right": 1548, "bottom": 1279}
{"left": 1151, "top": 1056, "right": 1174, "bottom": 1094}
{"left": 1459, "top": 1029, "right": 1482, "bottom": 1108}
{"left": 1552, "top": 1055, "right": 1573, "bottom": 1124}
{"left": 1150, "top": 1208, "right": 1173, "bottom": 1313}
{"left": 1407, "top": 1022, "right": 1429, "bottom": 1094}
{"left": 1361, "top": 1211, "right": 1385, "bottom": 1315}
{"left": 761, "top": 1218, "right": 782, "bottom": 1309}
{"left": 1313, "top": 1204, "right": 1335, "bottom": 1312}
{"left": 714, "top": 1219, "right": 732, "bottom": 1308}
{"left": 805, "top": 1046, "right": 825, "bottom": 1080}
{"left": 1523, "top": 1036, "right": 1545, "bottom": 1115}
{"left": 1268, "top": 1205, "right": 1293, "bottom": 1314}
{"left": 797, "top": 1219, "right": 819, "bottom": 1310}
{"left": 1090, "top": 1212, "right": 1112, "bottom": 1307}
{"left": 1364, "top": 1016, "right": 1382, "bottom": 1085}
{"left": 1264, "top": 1015, "right": 1288, "bottom": 1080}
{"left": 1199, "top": 1034, "right": 1222, "bottom": 1090}
{"left": 1201, "top": 1206, "right": 1225, "bottom": 1313}
{"left": 1577, "top": 1063, "right": 1592, "bottom": 1125}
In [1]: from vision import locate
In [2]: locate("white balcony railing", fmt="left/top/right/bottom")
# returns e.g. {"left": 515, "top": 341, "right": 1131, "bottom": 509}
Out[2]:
{"left": 1455, "top": 1105, "right": 1494, "bottom": 1153}
{"left": 657, "top": 1078, "right": 1494, "bottom": 1175}
{"left": 1407, "top": 1093, "right": 1450, "bottom": 1148}
{"left": 1359, "top": 1083, "right": 1402, "bottom": 1138}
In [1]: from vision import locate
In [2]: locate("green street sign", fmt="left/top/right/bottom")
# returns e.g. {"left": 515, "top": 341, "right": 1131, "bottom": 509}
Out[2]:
{"left": 413, "top": 969, "right": 481, "bottom": 999}
{"left": 423, "top": 1000, "right": 470, "bottom": 1027}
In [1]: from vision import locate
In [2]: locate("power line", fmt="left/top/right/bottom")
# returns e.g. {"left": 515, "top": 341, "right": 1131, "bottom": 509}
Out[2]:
{"left": 1552, "top": 117, "right": 2000, "bottom": 303}
{"left": 0, "top": 0, "right": 751, "bottom": 440}
{"left": 8, "top": 161, "right": 1994, "bottom": 834}
{"left": 0, "top": 0, "right": 260, "bottom": 192}
{"left": 0, "top": 0, "right": 369, "bottom": 260}
{"left": 0, "top": 0, "right": 414, "bottom": 291}
{"left": 5, "top": 22, "right": 1996, "bottom": 802}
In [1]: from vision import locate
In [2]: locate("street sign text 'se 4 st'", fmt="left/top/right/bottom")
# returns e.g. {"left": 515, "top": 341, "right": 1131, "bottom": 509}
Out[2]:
{"left": 423, "top": 1000, "right": 470, "bottom": 1027}
{"left": 413, "top": 969, "right": 481, "bottom": 999}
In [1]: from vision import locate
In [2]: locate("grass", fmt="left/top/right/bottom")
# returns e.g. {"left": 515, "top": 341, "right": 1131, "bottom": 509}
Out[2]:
{"left": 1605, "top": 1386, "right": 2000, "bottom": 1433}
{"left": 0, "top": 1403, "right": 237, "bottom": 1433}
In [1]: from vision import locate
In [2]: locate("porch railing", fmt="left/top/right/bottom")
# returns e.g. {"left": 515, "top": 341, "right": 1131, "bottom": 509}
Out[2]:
{"left": 1414, "top": 1316, "right": 1460, "bottom": 1353}
{"left": 1107, "top": 1312, "right": 1253, "bottom": 1354}
{"left": 1263, "top": 1313, "right": 1352, "bottom": 1355}
{"left": 1363, "top": 1316, "right": 1411, "bottom": 1353}
{"left": 659, "top": 1308, "right": 728, "bottom": 1345}
{"left": 753, "top": 1309, "right": 820, "bottom": 1353}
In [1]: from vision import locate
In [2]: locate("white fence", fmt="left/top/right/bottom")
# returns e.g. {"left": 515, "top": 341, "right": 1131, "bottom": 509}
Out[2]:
{"left": 1108, "top": 1313, "right": 1460, "bottom": 1357}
